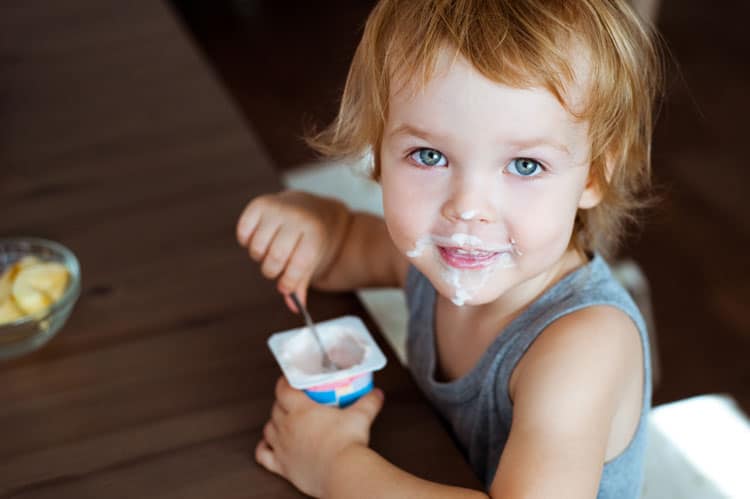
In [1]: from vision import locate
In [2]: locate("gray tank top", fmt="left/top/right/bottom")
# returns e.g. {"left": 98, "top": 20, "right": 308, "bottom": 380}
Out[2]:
{"left": 405, "top": 254, "right": 651, "bottom": 498}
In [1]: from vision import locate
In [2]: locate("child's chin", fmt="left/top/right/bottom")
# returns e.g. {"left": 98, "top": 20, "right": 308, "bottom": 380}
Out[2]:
{"left": 434, "top": 285, "right": 500, "bottom": 307}
{"left": 423, "top": 267, "right": 508, "bottom": 305}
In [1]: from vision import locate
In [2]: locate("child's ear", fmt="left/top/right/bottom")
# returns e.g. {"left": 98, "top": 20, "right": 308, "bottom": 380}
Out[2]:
{"left": 578, "top": 176, "right": 603, "bottom": 209}
{"left": 578, "top": 163, "right": 609, "bottom": 210}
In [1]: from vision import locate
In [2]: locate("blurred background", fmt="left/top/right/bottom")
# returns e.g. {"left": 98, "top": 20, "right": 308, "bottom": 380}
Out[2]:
{"left": 167, "top": 0, "right": 749, "bottom": 413}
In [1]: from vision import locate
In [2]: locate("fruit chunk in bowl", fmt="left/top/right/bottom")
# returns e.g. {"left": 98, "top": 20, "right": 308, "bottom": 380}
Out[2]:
{"left": 0, "top": 238, "right": 81, "bottom": 360}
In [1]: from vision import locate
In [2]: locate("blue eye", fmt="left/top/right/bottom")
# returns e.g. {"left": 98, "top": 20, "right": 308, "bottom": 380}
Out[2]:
{"left": 507, "top": 158, "right": 543, "bottom": 177}
{"left": 410, "top": 148, "right": 447, "bottom": 167}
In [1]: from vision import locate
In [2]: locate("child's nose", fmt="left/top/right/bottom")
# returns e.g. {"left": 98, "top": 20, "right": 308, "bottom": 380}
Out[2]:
{"left": 440, "top": 176, "right": 496, "bottom": 224}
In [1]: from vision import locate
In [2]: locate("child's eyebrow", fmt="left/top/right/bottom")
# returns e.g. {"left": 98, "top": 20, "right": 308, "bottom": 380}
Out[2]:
{"left": 388, "top": 123, "right": 572, "bottom": 157}
{"left": 505, "top": 138, "right": 572, "bottom": 158}
{"left": 387, "top": 123, "right": 445, "bottom": 142}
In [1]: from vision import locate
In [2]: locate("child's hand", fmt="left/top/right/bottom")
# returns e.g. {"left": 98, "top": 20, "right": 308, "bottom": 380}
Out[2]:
{"left": 255, "top": 376, "right": 384, "bottom": 498}
{"left": 236, "top": 191, "right": 350, "bottom": 310}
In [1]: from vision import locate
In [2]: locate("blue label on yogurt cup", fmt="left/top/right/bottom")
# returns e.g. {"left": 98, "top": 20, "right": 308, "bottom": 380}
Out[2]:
{"left": 304, "top": 372, "right": 374, "bottom": 407}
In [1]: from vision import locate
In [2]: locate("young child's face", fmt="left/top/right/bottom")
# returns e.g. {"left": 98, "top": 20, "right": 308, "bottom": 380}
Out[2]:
{"left": 380, "top": 53, "right": 601, "bottom": 306}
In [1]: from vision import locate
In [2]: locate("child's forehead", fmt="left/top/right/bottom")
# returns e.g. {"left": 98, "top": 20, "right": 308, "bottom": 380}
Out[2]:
{"left": 388, "top": 45, "right": 593, "bottom": 120}
{"left": 386, "top": 52, "right": 591, "bottom": 133}
{"left": 383, "top": 51, "right": 593, "bottom": 163}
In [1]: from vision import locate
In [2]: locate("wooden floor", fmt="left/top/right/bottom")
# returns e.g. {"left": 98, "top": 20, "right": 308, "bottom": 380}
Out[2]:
{"left": 169, "top": 0, "right": 750, "bottom": 413}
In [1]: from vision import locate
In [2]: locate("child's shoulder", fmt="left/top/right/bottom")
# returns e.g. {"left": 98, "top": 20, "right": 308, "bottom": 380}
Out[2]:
{"left": 509, "top": 304, "right": 643, "bottom": 426}
{"left": 510, "top": 305, "right": 643, "bottom": 398}
{"left": 493, "top": 302, "right": 648, "bottom": 495}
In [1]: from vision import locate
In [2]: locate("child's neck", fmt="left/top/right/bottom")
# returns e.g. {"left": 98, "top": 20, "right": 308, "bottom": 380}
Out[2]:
{"left": 446, "top": 247, "right": 586, "bottom": 321}
{"left": 433, "top": 248, "right": 588, "bottom": 382}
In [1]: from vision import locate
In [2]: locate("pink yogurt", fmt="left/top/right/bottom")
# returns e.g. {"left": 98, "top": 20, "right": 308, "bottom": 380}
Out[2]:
{"left": 268, "top": 315, "right": 387, "bottom": 407}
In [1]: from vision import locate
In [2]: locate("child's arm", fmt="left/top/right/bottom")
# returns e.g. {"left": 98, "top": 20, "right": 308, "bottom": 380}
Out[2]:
{"left": 236, "top": 190, "right": 408, "bottom": 308}
{"left": 256, "top": 376, "right": 488, "bottom": 499}
{"left": 325, "top": 445, "right": 486, "bottom": 499}
{"left": 330, "top": 308, "right": 640, "bottom": 499}
{"left": 489, "top": 306, "right": 643, "bottom": 498}
{"left": 255, "top": 310, "right": 639, "bottom": 499}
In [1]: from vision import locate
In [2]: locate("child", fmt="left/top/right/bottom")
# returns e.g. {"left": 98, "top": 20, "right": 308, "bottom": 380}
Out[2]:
{"left": 237, "top": 0, "right": 662, "bottom": 497}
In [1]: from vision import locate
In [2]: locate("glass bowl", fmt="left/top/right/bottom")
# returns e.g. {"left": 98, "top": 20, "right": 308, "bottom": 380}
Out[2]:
{"left": 0, "top": 237, "right": 81, "bottom": 360}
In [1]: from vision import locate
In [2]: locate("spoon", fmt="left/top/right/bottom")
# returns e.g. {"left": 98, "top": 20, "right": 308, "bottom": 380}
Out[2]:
{"left": 289, "top": 292, "right": 336, "bottom": 371}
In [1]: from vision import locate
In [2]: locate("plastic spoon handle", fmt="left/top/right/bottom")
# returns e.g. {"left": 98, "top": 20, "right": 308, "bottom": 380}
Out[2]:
{"left": 289, "top": 292, "right": 335, "bottom": 370}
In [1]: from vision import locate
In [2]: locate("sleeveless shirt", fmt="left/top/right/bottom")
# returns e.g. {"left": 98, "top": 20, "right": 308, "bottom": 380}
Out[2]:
{"left": 405, "top": 254, "right": 651, "bottom": 498}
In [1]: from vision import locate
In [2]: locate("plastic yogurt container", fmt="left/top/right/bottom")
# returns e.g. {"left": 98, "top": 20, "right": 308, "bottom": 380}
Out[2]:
{"left": 267, "top": 315, "right": 387, "bottom": 407}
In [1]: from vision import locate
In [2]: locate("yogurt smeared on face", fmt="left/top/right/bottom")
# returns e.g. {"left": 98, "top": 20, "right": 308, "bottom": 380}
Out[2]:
{"left": 449, "top": 233, "right": 483, "bottom": 247}
{"left": 406, "top": 236, "right": 430, "bottom": 258}
{"left": 412, "top": 232, "right": 522, "bottom": 306}
{"left": 444, "top": 267, "right": 472, "bottom": 306}
{"left": 442, "top": 261, "right": 495, "bottom": 306}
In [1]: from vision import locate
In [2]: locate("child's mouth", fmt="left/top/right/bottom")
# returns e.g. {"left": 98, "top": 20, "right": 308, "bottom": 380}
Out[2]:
{"left": 438, "top": 246, "right": 500, "bottom": 269}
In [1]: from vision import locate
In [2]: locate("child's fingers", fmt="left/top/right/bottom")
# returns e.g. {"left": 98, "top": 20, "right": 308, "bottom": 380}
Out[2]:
{"left": 236, "top": 202, "right": 262, "bottom": 246}
{"left": 262, "top": 420, "right": 279, "bottom": 448}
{"left": 255, "top": 439, "right": 283, "bottom": 475}
{"left": 282, "top": 292, "right": 300, "bottom": 314}
{"left": 346, "top": 388, "right": 385, "bottom": 424}
{"left": 274, "top": 376, "right": 292, "bottom": 412}
{"left": 275, "top": 376, "right": 299, "bottom": 409}
{"left": 279, "top": 283, "right": 309, "bottom": 315}
{"left": 271, "top": 402, "right": 289, "bottom": 434}
{"left": 260, "top": 227, "right": 302, "bottom": 280}
{"left": 277, "top": 234, "right": 317, "bottom": 301}
{"left": 271, "top": 401, "right": 287, "bottom": 424}
{"left": 247, "top": 218, "right": 280, "bottom": 262}
{"left": 275, "top": 376, "right": 311, "bottom": 412}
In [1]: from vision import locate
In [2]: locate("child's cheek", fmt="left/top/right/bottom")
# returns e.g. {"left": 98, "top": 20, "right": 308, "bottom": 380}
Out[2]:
{"left": 508, "top": 195, "right": 579, "bottom": 257}
{"left": 381, "top": 171, "right": 434, "bottom": 251}
{"left": 383, "top": 201, "right": 423, "bottom": 257}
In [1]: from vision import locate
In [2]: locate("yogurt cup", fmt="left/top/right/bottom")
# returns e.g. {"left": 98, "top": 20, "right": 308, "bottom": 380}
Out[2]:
{"left": 267, "top": 315, "right": 387, "bottom": 407}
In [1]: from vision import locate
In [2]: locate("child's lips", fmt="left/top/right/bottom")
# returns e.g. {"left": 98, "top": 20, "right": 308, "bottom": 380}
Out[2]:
{"left": 438, "top": 246, "right": 500, "bottom": 269}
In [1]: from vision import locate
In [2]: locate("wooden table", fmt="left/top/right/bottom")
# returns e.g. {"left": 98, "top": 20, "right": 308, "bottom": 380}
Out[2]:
{"left": 0, "top": 1, "right": 480, "bottom": 497}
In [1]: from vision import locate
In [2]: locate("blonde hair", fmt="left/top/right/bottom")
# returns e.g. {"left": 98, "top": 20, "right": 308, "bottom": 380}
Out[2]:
{"left": 308, "top": 0, "right": 663, "bottom": 256}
